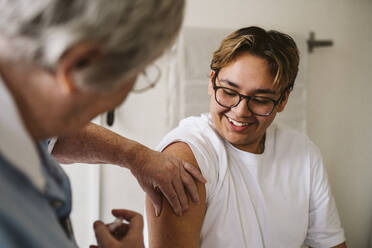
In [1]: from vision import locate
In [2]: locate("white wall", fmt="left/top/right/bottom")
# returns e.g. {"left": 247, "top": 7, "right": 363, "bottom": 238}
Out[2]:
{"left": 183, "top": 0, "right": 372, "bottom": 247}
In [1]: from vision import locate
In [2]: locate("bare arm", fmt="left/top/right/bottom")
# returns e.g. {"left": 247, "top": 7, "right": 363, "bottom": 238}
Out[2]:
{"left": 52, "top": 122, "right": 206, "bottom": 216}
{"left": 52, "top": 122, "right": 144, "bottom": 167}
{"left": 146, "top": 142, "right": 206, "bottom": 248}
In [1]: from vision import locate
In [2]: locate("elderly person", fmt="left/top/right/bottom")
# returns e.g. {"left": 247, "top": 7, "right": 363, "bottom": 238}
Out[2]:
{"left": 146, "top": 27, "right": 346, "bottom": 248}
{"left": 0, "top": 0, "right": 206, "bottom": 247}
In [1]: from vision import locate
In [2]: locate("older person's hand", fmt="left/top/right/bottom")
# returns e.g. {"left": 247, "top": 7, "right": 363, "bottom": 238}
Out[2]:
{"left": 51, "top": 122, "right": 206, "bottom": 217}
{"left": 130, "top": 147, "right": 207, "bottom": 216}
{"left": 91, "top": 209, "right": 144, "bottom": 248}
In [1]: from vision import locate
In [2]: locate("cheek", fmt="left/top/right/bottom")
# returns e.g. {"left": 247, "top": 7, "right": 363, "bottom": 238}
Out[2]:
{"left": 256, "top": 114, "right": 276, "bottom": 129}
{"left": 105, "top": 81, "right": 136, "bottom": 109}
{"left": 209, "top": 96, "right": 228, "bottom": 115}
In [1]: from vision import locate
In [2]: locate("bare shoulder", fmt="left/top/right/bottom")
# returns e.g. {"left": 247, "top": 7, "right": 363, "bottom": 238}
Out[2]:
{"left": 162, "top": 141, "right": 199, "bottom": 169}
{"left": 146, "top": 141, "right": 206, "bottom": 248}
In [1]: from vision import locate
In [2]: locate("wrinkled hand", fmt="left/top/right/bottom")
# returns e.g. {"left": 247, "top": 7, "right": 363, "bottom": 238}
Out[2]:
{"left": 130, "top": 147, "right": 206, "bottom": 216}
{"left": 90, "top": 209, "right": 144, "bottom": 248}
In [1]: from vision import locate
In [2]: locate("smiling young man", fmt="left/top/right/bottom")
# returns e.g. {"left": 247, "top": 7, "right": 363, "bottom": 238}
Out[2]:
{"left": 146, "top": 27, "right": 346, "bottom": 248}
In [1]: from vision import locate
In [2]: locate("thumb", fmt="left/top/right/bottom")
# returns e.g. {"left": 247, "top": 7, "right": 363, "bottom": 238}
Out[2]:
{"left": 126, "top": 213, "right": 144, "bottom": 237}
{"left": 145, "top": 187, "right": 163, "bottom": 217}
{"left": 93, "top": 221, "right": 116, "bottom": 247}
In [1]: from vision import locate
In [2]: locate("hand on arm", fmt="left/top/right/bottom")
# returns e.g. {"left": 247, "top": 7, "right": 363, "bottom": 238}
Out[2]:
{"left": 130, "top": 146, "right": 206, "bottom": 216}
{"left": 52, "top": 122, "right": 206, "bottom": 216}
{"left": 146, "top": 142, "right": 206, "bottom": 248}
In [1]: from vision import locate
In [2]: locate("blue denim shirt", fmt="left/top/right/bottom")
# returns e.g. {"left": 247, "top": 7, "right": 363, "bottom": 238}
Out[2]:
{"left": 0, "top": 141, "right": 77, "bottom": 248}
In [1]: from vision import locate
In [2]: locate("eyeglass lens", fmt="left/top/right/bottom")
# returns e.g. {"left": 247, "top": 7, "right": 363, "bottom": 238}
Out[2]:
{"left": 132, "top": 64, "right": 161, "bottom": 93}
{"left": 215, "top": 87, "right": 275, "bottom": 116}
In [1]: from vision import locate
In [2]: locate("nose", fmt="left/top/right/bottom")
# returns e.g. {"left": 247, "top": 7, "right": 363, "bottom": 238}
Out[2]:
{"left": 232, "top": 97, "right": 253, "bottom": 116}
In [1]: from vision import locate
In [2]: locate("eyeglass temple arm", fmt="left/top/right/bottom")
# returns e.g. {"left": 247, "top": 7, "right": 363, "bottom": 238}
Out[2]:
{"left": 276, "top": 83, "right": 294, "bottom": 104}
{"left": 211, "top": 69, "right": 219, "bottom": 83}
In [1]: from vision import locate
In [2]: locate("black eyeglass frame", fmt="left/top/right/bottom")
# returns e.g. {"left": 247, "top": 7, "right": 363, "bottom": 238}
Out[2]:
{"left": 211, "top": 69, "right": 293, "bottom": 117}
{"left": 132, "top": 64, "right": 161, "bottom": 93}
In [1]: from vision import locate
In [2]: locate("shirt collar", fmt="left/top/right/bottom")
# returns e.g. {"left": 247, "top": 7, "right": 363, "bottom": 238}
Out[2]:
{"left": 0, "top": 75, "right": 46, "bottom": 192}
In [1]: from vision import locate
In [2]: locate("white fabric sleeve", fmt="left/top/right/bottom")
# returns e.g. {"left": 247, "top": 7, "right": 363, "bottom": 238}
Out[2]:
{"left": 304, "top": 145, "right": 345, "bottom": 247}
{"left": 156, "top": 125, "right": 220, "bottom": 201}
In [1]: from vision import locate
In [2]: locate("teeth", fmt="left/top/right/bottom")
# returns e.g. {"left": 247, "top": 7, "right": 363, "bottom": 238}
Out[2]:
{"left": 228, "top": 117, "right": 249, "bottom": 127}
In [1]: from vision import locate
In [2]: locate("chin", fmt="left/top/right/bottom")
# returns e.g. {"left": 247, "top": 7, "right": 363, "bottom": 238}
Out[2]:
{"left": 227, "top": 137, "right": 251, "bottom": 146}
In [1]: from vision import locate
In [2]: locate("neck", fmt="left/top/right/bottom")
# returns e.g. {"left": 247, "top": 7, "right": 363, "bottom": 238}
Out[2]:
{"left": 258, "top": 134, "right": 266, "bottom": 154}
{"left": 233, "top": 133, "right": 266, "bottom": 154}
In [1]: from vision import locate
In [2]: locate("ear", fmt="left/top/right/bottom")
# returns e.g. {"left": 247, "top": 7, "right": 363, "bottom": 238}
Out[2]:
{"left": 56, "top": 42, "right": 104, "bottom": 93}
{"left": 277, "top": 90, "right": 291, "bottom": 112}
{"left": 208, "top": 70, "right": 215, "bottom": 96}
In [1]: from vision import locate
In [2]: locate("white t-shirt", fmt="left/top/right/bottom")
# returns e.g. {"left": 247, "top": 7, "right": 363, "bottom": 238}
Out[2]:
{"left": 156, "top": 113, "right": 345, "bottom": 248}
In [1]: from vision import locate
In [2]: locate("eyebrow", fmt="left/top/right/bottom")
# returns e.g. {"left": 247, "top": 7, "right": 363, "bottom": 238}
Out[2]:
{"left": 218, "top": 78, "right": 277, "bottom": 95}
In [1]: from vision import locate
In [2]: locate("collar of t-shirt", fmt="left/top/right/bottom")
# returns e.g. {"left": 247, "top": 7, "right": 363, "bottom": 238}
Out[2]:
{"left": 0, "top": 75, "right": 46, "bottom": 192}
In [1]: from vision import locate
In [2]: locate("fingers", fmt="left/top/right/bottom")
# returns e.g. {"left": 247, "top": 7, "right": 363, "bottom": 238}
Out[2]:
{"left": 112, "top": 209, "right": 142, "bottom": 221}
{"left": 172, "top": 176, "right": 189, "bottom": 212}
{"left": 158, "top": 184, "right": 182, "bottom": 216}
{"left": 181, "top": 170, "right": 200, "bottom": 204}
{"left": 92, "top": 210, "right": 143, "bottom": 248}
{"left": 111, "top": 223, "right": 130, "bottom": 240}
{"left": 121, "top": 213, "right": 144, "bottom": 241}
{"left": 144, "top": 187, "right": 163, "bottom": 217}
{"left": 111, "top": 209, "right": 143, "bottom": 234}
{"left": 93, "top": 221, "right": 116, "bottom": 247}
{"left": 183, "top": 162, "right": 207, "bottom": 184}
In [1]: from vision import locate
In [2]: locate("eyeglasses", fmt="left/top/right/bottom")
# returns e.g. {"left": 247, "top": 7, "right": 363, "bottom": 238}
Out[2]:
{"left": 132, "top": 64, "right": 161, "bottom": 93}
{"left": 212, "top": 76, "right": 291, "bottom": 117}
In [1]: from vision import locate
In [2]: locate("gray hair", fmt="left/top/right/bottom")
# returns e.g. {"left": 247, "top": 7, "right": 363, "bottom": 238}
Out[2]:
{"left": 0, "top": 0, "right": 185, "bottom": 90}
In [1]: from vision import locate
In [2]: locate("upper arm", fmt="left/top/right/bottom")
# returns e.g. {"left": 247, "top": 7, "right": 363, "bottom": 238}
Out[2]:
{"left": 146, "top": 141, "right": 206, "bottom": 248}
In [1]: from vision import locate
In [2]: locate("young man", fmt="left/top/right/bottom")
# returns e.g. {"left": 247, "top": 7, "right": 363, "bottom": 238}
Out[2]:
{"left": 0, "top": 1, "right": 205, "bottom": 247}
{"left": 146, "top": 27, "right": 346, "bottom": 248}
